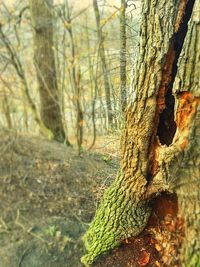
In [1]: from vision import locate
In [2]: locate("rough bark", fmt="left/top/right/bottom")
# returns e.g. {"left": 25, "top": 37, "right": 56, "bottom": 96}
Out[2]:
{"left": 172, "top": 2, "right": 200, "bottom": 265}
{"left": 82, "top": 0, "right": 199, "bottom": 266}
{"left": 29, "top": 0, "right": 69, "bottom": 143}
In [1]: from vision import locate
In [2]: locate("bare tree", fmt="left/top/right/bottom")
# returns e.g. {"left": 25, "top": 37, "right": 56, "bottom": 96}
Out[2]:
{"left": 119, "top": 0, "right": 127, "bottom": 112}
{"left": 93, "top": 0, "right": 114, "bottom": 129}
{"left": 61, "top": 0, "right": 84, "bottom": 153}
{"left": 0, "top": 21, "right": 52, "bottom": 138}
{"left": 29, "top": 0, "right": 70, "bottom": 143}
{"left": 2, "top": 88, "right": 12, "bottom": 128}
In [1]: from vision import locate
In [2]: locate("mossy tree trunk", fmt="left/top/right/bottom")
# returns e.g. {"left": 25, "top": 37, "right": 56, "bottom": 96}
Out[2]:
{"left": 29, "top": 0, "right": 69, "bottom": 143}
{"left": 82, "top": 0, "right": 200, "bottom": 266}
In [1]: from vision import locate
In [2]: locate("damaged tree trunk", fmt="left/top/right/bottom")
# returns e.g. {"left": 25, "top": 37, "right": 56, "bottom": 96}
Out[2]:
{"left": 82, "top": 0, "right": 200, "bottom": 266}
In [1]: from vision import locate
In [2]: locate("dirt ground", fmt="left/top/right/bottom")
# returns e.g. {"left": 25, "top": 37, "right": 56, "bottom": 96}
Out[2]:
{"left": 0, "top": 128, "right": 184, "bottom": 267}
{"left": 0, "top": 128, "right": 118, "bottom": 267}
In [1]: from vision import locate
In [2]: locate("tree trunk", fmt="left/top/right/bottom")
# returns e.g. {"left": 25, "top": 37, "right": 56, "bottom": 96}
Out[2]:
{"left": 120, "top": 0, "right": 127, "bottom": 112}
{"left": 2, "top": 91, "right": 12, "bottom": 129}
{"left": 93, "top": 0, "right": 114, "bottom": 129}
{"left": 63, "top": 0, "right": 84, "bottom": 152}
{"left": 173, "top": 1, "right": 200, "bottom": 264}
{"left": 82, "top": 0, "right": 200, "bottom": 266}
{"left": 0, "top": 23, "right": 53, "bottom": 139}
{"left": 29, "top": 0, "right": 69, "bottom": 143}
{"left": 76, "top": 66, "right": 84, "bottom": 155}
{"left": 85, "top": 16, "right": 97, "bottom": 150}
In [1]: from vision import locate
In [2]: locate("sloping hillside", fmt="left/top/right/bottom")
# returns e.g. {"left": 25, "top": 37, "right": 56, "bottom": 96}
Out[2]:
{"left": 0, "top": 128, "right": 118, "bottom": 267}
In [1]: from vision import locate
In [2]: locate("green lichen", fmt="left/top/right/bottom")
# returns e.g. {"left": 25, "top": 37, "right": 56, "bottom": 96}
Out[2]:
{"left": 81, "top": 172, "right": 151, "bottom": 266}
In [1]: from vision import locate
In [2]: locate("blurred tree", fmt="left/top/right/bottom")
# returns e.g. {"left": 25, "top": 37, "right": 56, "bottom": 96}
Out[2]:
{"left": 0, "top": 20, "right": 52, "bottom": 138}
{"left": 2, "top": 88, "right": 12, "bottom": 129}
{"left": 82, "top": 0, "right": 200, "bottom": 266}
{"left": 119, "top": 0, "right": 127, "bottom": 112}
{"left": 62, "top": 0, "right": 83, "bottom": 153}
{"left": 93, "top": 0, "right": 114, "bottom": 129}
{"left": 85, "top": 14, "right": 98, "bottom": 149}
{"left": 29, "top": 0, "right": 69, "bottom": 143}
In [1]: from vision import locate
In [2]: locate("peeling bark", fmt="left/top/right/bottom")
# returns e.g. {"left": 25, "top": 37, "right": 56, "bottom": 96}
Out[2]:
{"left": 82, "top": 0, "right": 199, "bottom": 266}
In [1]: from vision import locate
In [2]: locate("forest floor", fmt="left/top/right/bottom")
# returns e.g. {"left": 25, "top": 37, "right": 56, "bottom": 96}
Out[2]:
{"left": 0, "top": 128, "right": 118, "bottom": 267}
{"left": 0, "top": 128, "right": 184, "bottom": 267}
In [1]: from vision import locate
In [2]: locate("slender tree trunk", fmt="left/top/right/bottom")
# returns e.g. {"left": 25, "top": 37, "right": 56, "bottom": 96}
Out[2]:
{"left": 120, "top": 0, "right": 127, "bottom": 112}
{"left": 85, "top": 17, "right": 97, "bottom": 150}
{"left": 2, "top": 91, "right": 12, "bottom": 129}
{"left": 76, "top": 66, "right": 83, "bottom": 155}
{"left": 29, "top": 0, "right": 69, "bottom": 143}
{"left": 23, "top": 102, "right": 29, "bottom": 131}
{"left": 82, "top": 0, "right": 200, "bottom": 266}
{"left": 64, "top": 0, "right": 83, "bottom": 152}
{"left": 93, "top": 0, "right": 113, "bottom": 129}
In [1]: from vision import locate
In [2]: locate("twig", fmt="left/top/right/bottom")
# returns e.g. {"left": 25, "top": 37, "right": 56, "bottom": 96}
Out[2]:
{"left": 0, "top": 217, "right": 9, "bottom": 231}
{"left": 68, "top": 208, "right": 88, "bottom": 230}
{"left": 18, "top": 248, "right": 31, "bottom": 267}
{"left": 15, "top": 210, "right": 47, "bottom": 243}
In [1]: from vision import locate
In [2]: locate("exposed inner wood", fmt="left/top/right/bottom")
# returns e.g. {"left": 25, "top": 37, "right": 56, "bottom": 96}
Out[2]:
{"left": 157, "top": 0, "right": 195, "bottom": 146}
{"left": 148, "top": 0, "right": 195, "bottom": 178}
{"left": 176, "top": 92, "right": 199, "bottom": 131}
{"left": 81, "top": 1, "right": 198, "bottom": 266}
{"left": 175, "top": 91, "right": 199, "bottom": 150}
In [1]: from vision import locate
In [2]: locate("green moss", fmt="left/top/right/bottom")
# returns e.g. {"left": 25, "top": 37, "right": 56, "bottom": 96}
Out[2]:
{"left": 81, "top": 172, "right": 151, "bottom": 266}
{"left": 184, "top": 253, "right": 200, "bottom": 267}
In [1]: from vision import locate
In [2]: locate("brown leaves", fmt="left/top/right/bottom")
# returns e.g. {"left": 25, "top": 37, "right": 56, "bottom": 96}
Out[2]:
{"left": 155, "top": 260, "right": 161, "bottom": 266}
{"left": 154, "top": 243, "right": 162, "bottom": 252}
{"left": 138, "top": 250, "right": 150, "bottom": 266}
{"left": 148, "top": 213, "right": 184, "bottom": 266}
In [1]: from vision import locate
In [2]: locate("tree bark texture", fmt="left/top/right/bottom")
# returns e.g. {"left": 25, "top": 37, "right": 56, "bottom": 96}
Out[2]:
{"left": 82, "top": 0, "right": 200, "bottom": 266}
{"left": 29, "top": 0, "right": 68, "bottom": 143}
